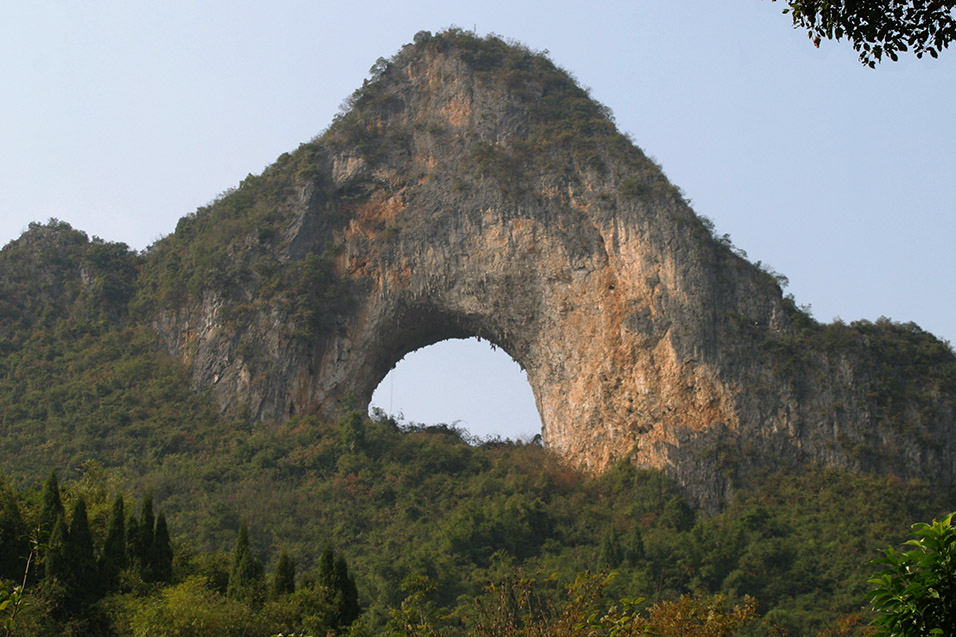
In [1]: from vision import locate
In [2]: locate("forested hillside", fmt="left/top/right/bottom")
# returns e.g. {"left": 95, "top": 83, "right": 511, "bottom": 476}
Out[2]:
{"left": 1, "top": 413, "right": 951, "bottom": 635}
{"left": 2, "top": 28, "right": 956, "bottom": 636}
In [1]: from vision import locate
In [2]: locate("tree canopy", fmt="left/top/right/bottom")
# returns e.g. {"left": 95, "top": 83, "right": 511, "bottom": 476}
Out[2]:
{"left": 776, "top": 0, "right": 956, "bottom": 66}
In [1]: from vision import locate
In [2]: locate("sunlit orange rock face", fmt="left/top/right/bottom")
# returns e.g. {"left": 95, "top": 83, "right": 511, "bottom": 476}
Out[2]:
{"left": 151, "top": 31, "right": 956, "bottom": 509}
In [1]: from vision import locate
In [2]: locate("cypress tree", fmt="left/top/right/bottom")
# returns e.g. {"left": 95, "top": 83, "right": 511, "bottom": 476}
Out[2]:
{"left": 99, "top": 495, "right": 126, "bottom": 592}
{"left": 271, "top": 549, "right": 296, "bottom": 599}
{"left": 45, "top": 513, "right": 69, "bottom": 584}
{"left": 0, "top": 486, "right": 27, "bottom": 582}
{"left": 227, "top": 522, "right": 262, "bottom": 600}
{"left": 66, "top": 498, "right": 95, "bottom": 569}
{"left": 227, "top": 521, "right": 250, "bottom": 598}
{"left": 44, "top": 513, "right": 70, "bottom": 620}
{"left": 38, "top": 471, "right": 65, "bottom": 581}
{"left": 126, "top": 512, "right": 142, "bottom": 579}
{"left": 137, "top": 491, "right": 155, "bottom": 580}
{"left": 317, "top": 541, "right": 335, "bottom": 590}
{"left": 65, "top": 497, "right": 99, "bottom": 608}
{"left": 151, "top": 513, "right": 173, "bottom": 583}
{"left": 333, "top": 554, "right": 360, "bottom": 628}
{"left": 317, "top": 542, "right": 360, "bottom": 628}
{"left": 597, "top": 524, "right": 623, "bottom": 568}
{"left": 38, "top": 470, "right": 64, "bottom": 541}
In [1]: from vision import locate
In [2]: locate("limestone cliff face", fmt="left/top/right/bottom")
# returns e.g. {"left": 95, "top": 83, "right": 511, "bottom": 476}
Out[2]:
{"left": 144, "top": 31, "right": 956, "bottom": 509}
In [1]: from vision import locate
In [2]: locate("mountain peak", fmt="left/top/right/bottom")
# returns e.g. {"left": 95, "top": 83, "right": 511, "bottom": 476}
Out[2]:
{"left": 110, "top": 30, "right": 956, "bottom": 508}
{"left": 320, "top": 29, "right": 655, "bottom": 186}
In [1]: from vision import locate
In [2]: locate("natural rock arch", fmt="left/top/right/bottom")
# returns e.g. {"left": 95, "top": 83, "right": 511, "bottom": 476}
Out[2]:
{"left": 358, "top": 314, "right": 537, "bottom": 430}
{"left": 318, "top": 186, "right": 757, "bottom": 479}
{"left": 151, "top": 30, "right": 956, "bottom": 508}
{"left": 368, "top": 337, "right": 539, "bottom": 438}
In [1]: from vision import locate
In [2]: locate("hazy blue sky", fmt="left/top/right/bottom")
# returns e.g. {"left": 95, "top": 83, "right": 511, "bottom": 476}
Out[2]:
{"left": 3, "top": 2, "right": 954, "bottom": 440}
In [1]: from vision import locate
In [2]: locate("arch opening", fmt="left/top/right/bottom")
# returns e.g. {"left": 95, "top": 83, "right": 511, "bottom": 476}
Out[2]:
{"left": 368, "top": 337, "right": 541, "bottom": 442}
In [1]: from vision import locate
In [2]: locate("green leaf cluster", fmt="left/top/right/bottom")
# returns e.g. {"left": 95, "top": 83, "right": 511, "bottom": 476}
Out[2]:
{"left": 777, "top": 0, "right": 956, "bottom": 67}
{"left": 868, "top": 512, "right": 956, "bottom": 635}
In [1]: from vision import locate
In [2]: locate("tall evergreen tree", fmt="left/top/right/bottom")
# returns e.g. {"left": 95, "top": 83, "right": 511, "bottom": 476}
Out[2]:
{"left": 137, "top": 491, "right": 155, "bottom": 580}
{"left": 317, "top": 542, "right": 335, "bottom": 590}
{"left": 44, "top": 512, "right": 70, "bottom": 620}
{"left": 38, "top": 470, "right": 64, "bottom": 540}
{"left": 99, "top": 495, "right": 126, "bottom": 592}
{"left": 38, "top": 471, "right": 65, "bottom": 581}
{"left": 45, "top": 513, "right": 69, "bottom": 584}
{"left": 317, "top": 542, "right": 360, "bottom": 629}
{"left": 271, "top": 549, "right": 296, "bottom": 599}
{"left": 125, "top": 511, "right": 142, "bottom": 577}
{"left": 151, "top": 513, "right": 173, "bottom": 583}
{"left": 597, "top": 524, "right": 623, "bottom": 569}
{"left": 65, "top": 497, "right": 99, "bottom": 609}
{"left": 0, "top": 486, "right": 27, "bottom": 582}
{"left": 227, "top": 522, "right": 262, "bottom": 601}
{"left": 333, "top": 554, "right": 360, "bottom": 628}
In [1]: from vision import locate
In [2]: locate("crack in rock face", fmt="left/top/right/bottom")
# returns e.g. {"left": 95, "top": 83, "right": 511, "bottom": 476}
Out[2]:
{"left": 149, "top": 31, "right": 956, "bottom": 510}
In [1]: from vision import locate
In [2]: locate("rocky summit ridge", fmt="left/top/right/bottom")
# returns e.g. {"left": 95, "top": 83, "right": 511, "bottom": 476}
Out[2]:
{"left": 6, "top": 30, "right": 956, "bottom": 509}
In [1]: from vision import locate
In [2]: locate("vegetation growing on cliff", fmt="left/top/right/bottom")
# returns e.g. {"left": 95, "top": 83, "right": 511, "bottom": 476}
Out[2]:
{"left": 761, "top": 316, "right": 956, "bottom": 428}
{"left": 0, "top": 220, "right": 139, "bottom": 332}
{"left": 323, "top": 28, "right": 674, "bottom": 204}
{"left": 131, "top": 145, "right": 352, "bottom": 344}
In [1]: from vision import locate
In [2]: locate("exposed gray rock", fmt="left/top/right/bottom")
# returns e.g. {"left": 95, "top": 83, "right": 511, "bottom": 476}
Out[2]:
{"left": 147, "top": 31, "right": 956, "bottom": 510}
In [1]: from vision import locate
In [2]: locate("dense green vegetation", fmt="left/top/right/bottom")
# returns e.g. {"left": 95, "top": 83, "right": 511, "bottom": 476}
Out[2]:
{"left": 868, "top": 511, "right": 956, "bottom": 635}
{"left": 1, "top": 407, "right": 951, "bottom": 634}
{"left": 0, "top": 470, "right": 365, "bottom": 635}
